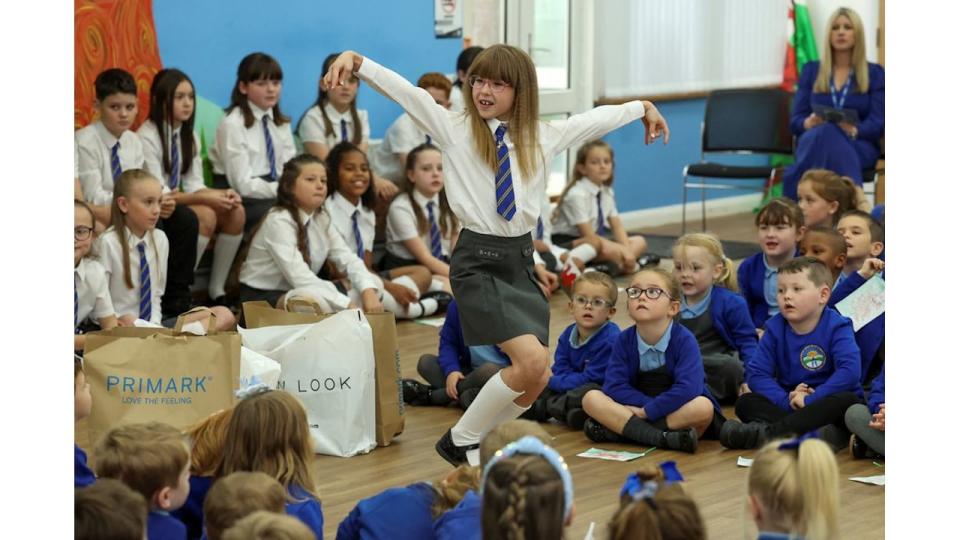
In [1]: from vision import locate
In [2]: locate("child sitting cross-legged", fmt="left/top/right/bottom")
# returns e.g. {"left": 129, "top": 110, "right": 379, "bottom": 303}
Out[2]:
{"left": 525, "top": 272, "right": 620, "bottom": 427}
{"left": 720, "top": 257, "right": 862, "bottom": 450}
{"left": 93, "top": 422, "right": 192, "bottom": 540}
{"left": 581, "top": 267, "right": 724, "bottom": 454}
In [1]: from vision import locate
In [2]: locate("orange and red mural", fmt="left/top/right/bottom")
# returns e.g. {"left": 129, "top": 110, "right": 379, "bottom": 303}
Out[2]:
{"left": 74, "top": 0, "right": 162, "bottom": 130}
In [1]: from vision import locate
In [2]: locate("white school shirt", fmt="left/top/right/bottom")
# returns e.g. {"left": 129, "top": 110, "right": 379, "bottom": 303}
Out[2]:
{"left": 324, "top": 193, "right": 377, "bottom": 254}
{"left": 298, "top": 103, "right": 370, "bottom": 147}
{"left": 551, "top": 178, "right": 620, "bottom": 237}
{"left": 75, "top": 258, "right": 115, "bottom": 324}
{"left": 448, "top": 83, "right": 465, "bottom": 113}
{"left": 238, "top": 208, "right": 379, "bottom": 309}
{"left": 370, "top": 112, "right": 432, "bottom": 184}
{"left": 97, "top": 227, "right": 168, "bottom": 324}
{"left": 76, "top": 121, "right": 146, "bottom": 205}
{"left": 356, "top": 57, "right": 645, "bottom": 238}
{"left": 138, "top": 120, "right": 206, "bottom": 194}
{"left": 386, "top": 191, "right": 455, "bottom": 260}
{"left": 209, "top": 103, "right": 296, "bottom": 199}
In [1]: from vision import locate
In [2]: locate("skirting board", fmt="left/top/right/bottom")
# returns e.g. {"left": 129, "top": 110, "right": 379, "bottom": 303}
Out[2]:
{"left": 617, "top": 193, "right": 761, "bottom": 230}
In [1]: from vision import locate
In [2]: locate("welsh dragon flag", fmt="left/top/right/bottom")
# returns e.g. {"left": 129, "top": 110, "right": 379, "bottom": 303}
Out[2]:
{"left": 762, "top": 0, "right": 820, "bottom": 204}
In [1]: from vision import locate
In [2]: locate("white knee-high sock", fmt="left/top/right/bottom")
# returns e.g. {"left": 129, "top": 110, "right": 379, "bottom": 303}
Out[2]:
{"left": 480, "top": 400, "right": 532, "bottom": 440}
{"left": 391, "top": 275, "right": 421, "bottom": 297}
{"left": 380, "top": 289, "right": 438, "bottom": 319}
{"left": 451, "top": 371, "right": 524, "bottom": 447}
{"left": 195, "top": 235, "right": 211, "bottom": 269}
{"left": 208, "top": 233, "right": 242, "bottom": 299}
{"left": 428, "top": 278, "right": 446, "bottom": 292}
{"left": 567, "top": 243, "right": 598, "bottom": 266}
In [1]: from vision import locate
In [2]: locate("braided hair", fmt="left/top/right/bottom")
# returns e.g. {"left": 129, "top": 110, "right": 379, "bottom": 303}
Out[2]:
{"left": 481, "top": 455, "right": 565, "bottom": 540}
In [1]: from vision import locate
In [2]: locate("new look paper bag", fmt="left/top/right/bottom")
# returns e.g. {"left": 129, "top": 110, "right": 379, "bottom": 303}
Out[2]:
{"left": 239, "top": 310, "right": 376, "bottom": 457}
{"left": 82, "top": 324, "right": 240, "bottom": 449}
{"left": 242, "top": 301, "right": 405, "bottom": 446}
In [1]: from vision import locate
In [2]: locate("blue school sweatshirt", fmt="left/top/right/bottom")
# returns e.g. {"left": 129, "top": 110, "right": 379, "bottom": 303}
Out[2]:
{"left": 287, "top": 485, "right": 324, "bottom": 538}
{"left": 868, "top": 364, "right": 885, "bottom": 415}
{"left": 336, "top": 482, "right": 435, "bottom": 540}
{"left": 703, "top": 287, "right": 760, "bottom": 368}
{"left": 75, "top": 444, "right": 96, "bottom": 488}
{"left": 738, "top": 250, "right": 800, "bottom": 329}
{"left": 828, "top": 271, "right": 885, "bottom": 383}
{"left": 437, "top": 300, "right": 510, "bottom": 377}
{"left": 602, "top": 324, "right": 720, "bottom": 422}
{"left": 548, "top": 321, "right": 620, "bottom": 393}
{"left": 148, "top": 510, "right": 187, "bottom": 540}
{"left": 433, "top": 489, "right": 481, "bottom": 540}
{"left": 746, "top": 309, "right": 862, "bottom": 411}
{"left": 171, "top": 475, "right": 213, "bottom": 540}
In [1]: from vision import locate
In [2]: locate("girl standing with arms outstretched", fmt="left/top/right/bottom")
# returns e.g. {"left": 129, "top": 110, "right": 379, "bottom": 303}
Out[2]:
{"left": 324, "top": 46, "right": 669, "bottom": 465}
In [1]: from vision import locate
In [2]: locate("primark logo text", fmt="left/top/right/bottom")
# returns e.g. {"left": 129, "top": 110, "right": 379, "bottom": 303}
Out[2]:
{"left": 106, "top": 375, "right": 209, "bottom": 394}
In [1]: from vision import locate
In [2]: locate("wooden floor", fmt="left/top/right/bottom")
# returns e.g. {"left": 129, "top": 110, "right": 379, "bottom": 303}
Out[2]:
{"left": 312, "top": 213, "right": 885, "bottom": 539}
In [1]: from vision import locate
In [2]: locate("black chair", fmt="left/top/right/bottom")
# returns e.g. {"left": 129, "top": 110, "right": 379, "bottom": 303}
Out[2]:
{"left": 682, "top": 88, "right": 794, "bottom": 233}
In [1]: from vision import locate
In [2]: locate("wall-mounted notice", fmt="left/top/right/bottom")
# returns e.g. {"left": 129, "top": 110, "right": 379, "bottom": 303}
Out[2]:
{"left": 435, "top": 0, "right": 463, "bottom": 38}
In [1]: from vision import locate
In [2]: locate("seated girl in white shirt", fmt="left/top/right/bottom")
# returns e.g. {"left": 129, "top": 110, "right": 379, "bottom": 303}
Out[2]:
{"left": 324, "top": 143, "right": 450, "bottom": 318}
{"left": 552, "top": 140, "right": 649, "bottom": 275}
{"left": 75, "top": 199, "right": 117, "bottom": 351}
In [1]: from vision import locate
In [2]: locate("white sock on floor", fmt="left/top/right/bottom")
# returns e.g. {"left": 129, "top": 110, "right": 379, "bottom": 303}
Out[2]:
{"left": 195, "top": 235, "right": 211, "bottom": 269}
{"left": 208, "top": 233, "right": 242, "bottom": 299}
{"left": 451, "top": 371, "right": 524, "bottom": 447}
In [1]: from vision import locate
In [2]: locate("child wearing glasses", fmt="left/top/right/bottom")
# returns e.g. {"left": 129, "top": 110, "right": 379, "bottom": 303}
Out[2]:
{"left": 582, "top": 268, "right": 722, "bottom": 453}
{"left": 526, "top": 272, "right": 620, "bottom": 427}
{"left": 74, "top": 199, "right": 117, "bottom": 351}
{"left": 672, "top": 234, "right": 758, "bottom": 403}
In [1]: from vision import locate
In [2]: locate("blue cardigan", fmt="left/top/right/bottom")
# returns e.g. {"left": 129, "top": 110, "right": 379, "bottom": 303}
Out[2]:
{"left": 433, "top": 489, "right": 480, "bottom": 540}
{"left": 438, "top": 300, "right": 510, "bottom": 377}
{"left": 171, "top": 475, "right": 213, "bottom": 540}
{"left": 75, "top": 444, "right": 96, "bottom": 488}
{"left": 746, "top": 309, "right": 862, "bottom": 411}
{"left": 703, "top": 287, "right": 759, "bottom": 368}
{"left": 147, "top": 511, "right": 187, "bottom": 540}
{"left": 738, "top": 252, "right": 785, "bottom": 329}
{"left": 828, "top": 271, "right": 884, "bottom": 383}
{"left": 548, "top": 321, "right": 620, "bottom": 393}
{"left": 602, "top": 324, "right": 719, "bottom": 421}
{"left": 336, "top": 482, "right": 435, "bottom": 540}
{"left": 287, "top": 485, "right": 324, "bottom": 539}
{"left": 790, "top": 61, "right": 885, "bottom": 150}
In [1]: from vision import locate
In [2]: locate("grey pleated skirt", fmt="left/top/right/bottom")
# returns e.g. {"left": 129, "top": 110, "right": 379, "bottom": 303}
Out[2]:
{"left": 450, "top": 229, "right": 550, "bottom": 346}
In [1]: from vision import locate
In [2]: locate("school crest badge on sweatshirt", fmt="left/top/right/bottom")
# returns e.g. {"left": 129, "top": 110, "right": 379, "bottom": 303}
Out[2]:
{"left": 800, "top": 345, "right": 827, "bottom": 371}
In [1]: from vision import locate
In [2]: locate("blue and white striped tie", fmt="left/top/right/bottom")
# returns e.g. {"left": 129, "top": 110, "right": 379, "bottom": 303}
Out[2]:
{"left": 596, "top": 191, "right": 607, "bottom": 235}
{"left": 137, "top": 242, "right": 152, "bottom": 321}
{"left": 494, "top": 124, "right": 515, "bottom": 221}
{"left": 536, "top": 217, "right": 545, "bottom": 240}
{"left": 425, "top": 134, "right": 432, "bottom": 145}
{"left": 427, "top": 201, "right": 443, "bottom": 258}
{"left": 352, "top": 210, "right": 365, "bottom": 259}
{"left": 262, "top": 115, "right": 277, "bottom": 181}
{"left": 341, "top": 119, "right": 349, "bottom": 142}
{"left": 111, "top": 142, "right": 122, "bottom": 182}
{"left": 170, "top": 131, "right": 180, "bottom": 190}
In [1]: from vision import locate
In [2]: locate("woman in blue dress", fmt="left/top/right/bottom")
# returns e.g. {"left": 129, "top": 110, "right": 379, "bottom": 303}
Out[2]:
{"left": 783, "top": 7, "right": 884, "bottom": 201}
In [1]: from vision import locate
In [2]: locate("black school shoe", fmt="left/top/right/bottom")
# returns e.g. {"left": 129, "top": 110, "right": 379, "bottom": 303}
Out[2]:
{"left": 583, "top": 418, "right": 624, "bottom": 443}
{"left": 401, "top": 379, "right": 433, "bottom": 406}
{"left": 637, "top": 253, "right": 661, "bottom": 269}
{"left": 586, "top": 262, "right": 617, "bottom": 276}
{"left": 719, "top": 420, "right": 769, "bottom": 450}
{"left": 566, "top": 408, "right": 589, "bottom": 430}
{"left": 421, "top": 290, "right": 454, "bottom": 312}
{"left": 435, "top": 429, "right": 479, "bottom": 467}
{"left": 849, "top": 434, "right": 880, "bottom": 460}
{"left": 663, "top": 427, "right": 699, "bottom": 454}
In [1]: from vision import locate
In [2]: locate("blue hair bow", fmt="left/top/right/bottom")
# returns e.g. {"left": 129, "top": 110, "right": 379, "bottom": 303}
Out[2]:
{"left": 619, "top": 460, "right": 685, "bottom": 500}
{"left": 777, "top": 431, "right": 819, "bottom": 451}
{"left": 481, "top": 435, "right": 574, "bottom": 520}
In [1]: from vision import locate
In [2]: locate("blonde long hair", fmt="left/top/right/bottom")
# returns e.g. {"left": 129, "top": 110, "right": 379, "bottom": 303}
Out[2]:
{"left": 814, "top": 7, "right": 869, "bottom": 94}
{"left": 464, "top": 45, "right": 542, "bottom": 183}
{"left": 672, "top": 233, "right": 737, "bottom": 291}
{"left": 109, "top": 169, "right": 164, "bottom": 290}
{"left": 748, "top": 438, "right": 839, "bottom": 540}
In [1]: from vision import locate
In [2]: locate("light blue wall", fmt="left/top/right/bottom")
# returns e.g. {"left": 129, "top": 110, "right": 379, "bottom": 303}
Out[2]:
{"left": 152, "top": 0, "right": 463, "bottom": 137}
{"left": 602, "top": 98, "right": 768, "bottom": 212}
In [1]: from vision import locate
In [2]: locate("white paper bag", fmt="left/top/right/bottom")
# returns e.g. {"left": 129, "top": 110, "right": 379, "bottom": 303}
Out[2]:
{"left": 240, "top": 346, "right": 282, "bottom": 391}
{"left": 238, "top": 310, "right": 377, "bottom": 457}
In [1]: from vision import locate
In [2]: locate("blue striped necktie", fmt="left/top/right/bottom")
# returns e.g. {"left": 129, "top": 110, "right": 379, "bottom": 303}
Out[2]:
{"left": 536, "top": 217, "right": 545, "bottom": 240}
{"left": 352, "top": 210, "right": 364, "bottom": 258}
{"left": 111, "top": 141, "right": 122, "bottom": 182}
{"left": 137, "top": 241, "right": 152, "bottom": 321}
{"left": 170, "top": 131, "right": 180, "bottom": 190}
{"left": 427, "top": 201, "right": 443, "bottom": 258}
{"left": 425, "top": 134, "right": 432, "bottom": 145}
{"left": 494, "top": 124, "right": 515, "bottom": 221}
{"left": 596, "top": 191, "right": 607, "bottom": 235}
{"left": 262, "top": 115, "right": 277, "bottom": 180}
{"left": 341, "top": 119, "right": 349, "bottom": 142}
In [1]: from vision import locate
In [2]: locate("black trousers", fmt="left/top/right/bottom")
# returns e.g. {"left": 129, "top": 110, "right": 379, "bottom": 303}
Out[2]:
{"left": 735, "top": 391, "right": 860, "bottom": 438}
{"left": 159, "top": 204, "right": 198, "bottom": 317}
{"left": 417, "top": 354, "right": 503, "bottom": 407}
{"left": 528, "top": 383, "right": 601, "bottom": 423}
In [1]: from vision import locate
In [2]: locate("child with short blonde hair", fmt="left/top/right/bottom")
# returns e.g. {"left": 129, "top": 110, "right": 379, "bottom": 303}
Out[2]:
{"left": 93, "top": 422, "right": 192, "bottom": 539}
{"left": 747, "top": 437, "right": 840, "bottom": 540}
{"left": 204, "top": 472, "right": 287, "bottom": 540}
{"left": 222, "top": 511, "right": 315, "bottom": 540}
{"left": 672, "top": 233, "right": 757, "bottom": 402}
{"left": 75, "top": 478, "right": 148, "bottom": 540}
{"left": 582, "top": 268, "right": 723, "bottom": 453}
